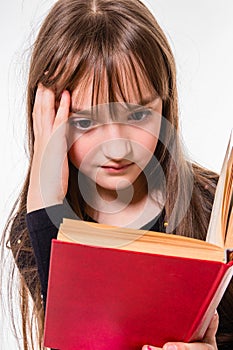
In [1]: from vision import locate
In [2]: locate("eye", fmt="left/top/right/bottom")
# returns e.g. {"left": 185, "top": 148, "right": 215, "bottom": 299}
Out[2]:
{"left": 69, "top": 117, "right": 96, "bottom": 131}
{"left": 128, "top": 109, "right": 152, "bottom": 122}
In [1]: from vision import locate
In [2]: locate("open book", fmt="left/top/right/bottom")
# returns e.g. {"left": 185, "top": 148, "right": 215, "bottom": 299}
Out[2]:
{"left": 44, "top": 136, "right": 233, "bottom": 350}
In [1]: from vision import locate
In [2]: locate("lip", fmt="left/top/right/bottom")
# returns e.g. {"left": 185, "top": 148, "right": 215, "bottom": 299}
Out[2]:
{"left": 101, "top": 162, "right": 134, "bottom": 173}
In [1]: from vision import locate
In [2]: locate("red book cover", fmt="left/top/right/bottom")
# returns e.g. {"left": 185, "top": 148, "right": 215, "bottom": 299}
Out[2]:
{"left": 44, "top": 239, "right": 233, "bottom": 350}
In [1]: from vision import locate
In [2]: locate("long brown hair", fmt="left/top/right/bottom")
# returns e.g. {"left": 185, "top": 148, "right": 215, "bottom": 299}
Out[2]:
{"left": 2, "top": 0, "right": 230, "bottom": 349}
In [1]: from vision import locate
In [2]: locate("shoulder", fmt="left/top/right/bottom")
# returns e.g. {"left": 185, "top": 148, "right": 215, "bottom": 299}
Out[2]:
{"left": 180, "top": 162, "right": 219, "bottom": 240}
{"left": 192, "top": 162, "right": 218, "bottom": 204}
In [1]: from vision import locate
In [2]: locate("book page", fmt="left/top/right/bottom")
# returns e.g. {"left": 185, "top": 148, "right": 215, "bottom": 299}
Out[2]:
{"left": 206, "top": 134, "right": 233, "bottom": 247}
{"left": 222, "top": 146, "right": 233, "bottom": 240}
{"left": 58, "top": 219, "right": 225, "bottom": 262}
{"left": 225, "top": 198, "right": 233, "bottom": 249}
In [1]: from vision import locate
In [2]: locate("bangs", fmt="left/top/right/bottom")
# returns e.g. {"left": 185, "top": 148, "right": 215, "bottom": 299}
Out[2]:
{"left": 42, "top": 49, "right": 167, "bottom": 117}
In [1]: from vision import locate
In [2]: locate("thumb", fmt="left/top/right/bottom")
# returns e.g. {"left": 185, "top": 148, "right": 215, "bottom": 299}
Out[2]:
{"left": 203, "top": 311, "right": 219, "bottom": 346}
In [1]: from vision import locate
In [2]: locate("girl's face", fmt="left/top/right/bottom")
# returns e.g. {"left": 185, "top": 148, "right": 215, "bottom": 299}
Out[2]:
{"left": 68, "top": 70, "right": 162, "bottom": 194}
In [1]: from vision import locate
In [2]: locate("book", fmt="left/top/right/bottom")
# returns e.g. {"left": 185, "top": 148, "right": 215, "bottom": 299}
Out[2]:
{"left": 44, "top": 136, "right": 233, "bottom": 350}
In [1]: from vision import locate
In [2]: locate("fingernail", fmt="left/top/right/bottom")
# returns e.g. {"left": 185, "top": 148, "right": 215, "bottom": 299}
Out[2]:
{"left": 164, "top": 345, "right": 178, "bottom": 350}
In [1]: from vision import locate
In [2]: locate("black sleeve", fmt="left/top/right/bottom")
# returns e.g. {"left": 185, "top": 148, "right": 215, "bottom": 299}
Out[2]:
{"left": 26, "top": 202, "right": 78, "bottom": 305}
{"left": 217, "top": 281, "right": 233, "bottom": 350}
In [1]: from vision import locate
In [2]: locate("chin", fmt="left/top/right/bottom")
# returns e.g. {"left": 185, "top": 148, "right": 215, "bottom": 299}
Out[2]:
{"left": 97, "top": 182, "right": 130, "bottom": 191}
{"left": 96, "top": 176, "right": 138, "bottom": 192}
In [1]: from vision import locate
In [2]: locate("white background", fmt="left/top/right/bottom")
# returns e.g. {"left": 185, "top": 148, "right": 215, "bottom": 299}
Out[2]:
{"left": 1, "top": 1, "right": 233, "bottom": 349}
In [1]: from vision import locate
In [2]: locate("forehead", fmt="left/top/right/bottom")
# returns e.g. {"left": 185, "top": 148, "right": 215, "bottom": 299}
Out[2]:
{"left": 71, "top": 60, "right": 158, "bottom": 111}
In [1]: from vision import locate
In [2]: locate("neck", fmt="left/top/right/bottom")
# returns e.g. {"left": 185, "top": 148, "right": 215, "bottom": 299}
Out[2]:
{"left": 83, "top": 174, "right": 163, "bottom": 228}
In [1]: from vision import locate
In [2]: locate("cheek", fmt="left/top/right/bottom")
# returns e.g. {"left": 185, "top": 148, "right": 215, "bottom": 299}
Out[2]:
{"left": 144, "top": 135, "right": 158, "bottom": 153}
{"left": 126, "top": 133, "right": 158, "bottom": 173}
{"left": 68, "top": 142, "right": 82, "bottom": 168}
{"left": 141, "top": 136, "right": 158, "bottom": 167}
{"left": 131, "top": 115, "right": 161, "bottom": 155}
{"left": 68, "top": 140, "right": 90, "bottom": 169}
{"left": 132, "top": 130, "right": 159, "bottom": 156}
{"left": 68, "top": 136, "right": 101, "bottom": 169}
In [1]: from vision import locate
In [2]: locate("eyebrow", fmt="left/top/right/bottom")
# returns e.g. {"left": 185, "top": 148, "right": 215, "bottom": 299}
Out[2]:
{"left": 124, "top": 96, "right": 159, "bottom": 110}
{"left": 70, "top": 96, "right": 159, "bottom": 115}
{"left": 70, "top": 108, "right": 93, "bottom": 116}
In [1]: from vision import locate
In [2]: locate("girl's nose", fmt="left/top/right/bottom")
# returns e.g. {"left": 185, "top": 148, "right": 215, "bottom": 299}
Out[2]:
{"left": 101, "top": 124, "right": 132, "bottom": 160}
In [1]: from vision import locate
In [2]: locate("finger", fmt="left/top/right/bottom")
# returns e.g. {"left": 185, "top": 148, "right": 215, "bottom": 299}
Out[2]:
{"left": 32, "top": 83, "right": 42, "bottom": 117}
{"left": 162, "top": 342, "right": 213, "bottom": 350}
{"left": 141, "top": 313, "right": 218, "bottom": 350}
{"left": 40, "top": 84, "right": 56, "bottom": 125}
{"left": 53, "top": 90, "right": 70, "bottom": 129}
{"left": 40, "top": 90, "right": 70, "bottom": 177}
{"left": 32, "top": 83, "right": 55, "bottom": 134}
{"left": 203, "top": 311, "right": 219, "bottom": 347}
{"left": 32, "top": 83, "right": 43, "bottom": 134}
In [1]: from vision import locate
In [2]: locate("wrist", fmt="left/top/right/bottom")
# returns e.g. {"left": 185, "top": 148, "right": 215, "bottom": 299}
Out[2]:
{"left": 27, "top": 186, "right": 64, "bottom": 213}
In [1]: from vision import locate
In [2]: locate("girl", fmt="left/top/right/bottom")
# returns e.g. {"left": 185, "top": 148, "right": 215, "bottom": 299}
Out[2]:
{"left": 2, "top": 0, "right": 233, "bottom": 349}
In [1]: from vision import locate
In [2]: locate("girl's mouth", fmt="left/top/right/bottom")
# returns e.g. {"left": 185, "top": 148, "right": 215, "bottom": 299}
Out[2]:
{"left": 101, "top": 162, "right": 134, "bottom": 173}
